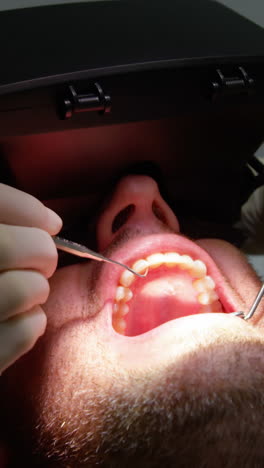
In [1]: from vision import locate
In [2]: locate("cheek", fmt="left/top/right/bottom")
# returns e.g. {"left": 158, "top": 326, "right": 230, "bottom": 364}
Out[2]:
{"left": 29, "top": 326, "right": 121, "bottom": 444}
{"left": 0, "top": 324, "right": 119, "bottom": 465}
{"left": 196, "top": 239, "right": 264, "bottom": 327}
{"left": 0, "top": 323, "right": 115, "bottom": 429}
{"left": 39, "top": 323, "right": 114, "bottom": 393}
{"left": 43, "top": 263, "right": 99, "bottom": 332}
{"left": 43, "top": 266, "right": 84, "bottom": 331}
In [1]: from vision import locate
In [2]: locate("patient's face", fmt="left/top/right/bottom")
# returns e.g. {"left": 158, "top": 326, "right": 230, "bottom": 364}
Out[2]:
{"left": 1, "top": 175, "right": 264, "bottom": 467}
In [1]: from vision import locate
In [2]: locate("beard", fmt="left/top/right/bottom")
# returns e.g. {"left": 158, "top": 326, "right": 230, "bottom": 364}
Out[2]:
{"left": 2, "top": 327, "right": 264, "bottom": 468}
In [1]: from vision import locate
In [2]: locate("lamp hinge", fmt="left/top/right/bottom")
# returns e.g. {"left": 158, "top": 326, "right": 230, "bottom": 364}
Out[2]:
{"left": 58, "top": 83, "right": 111, "bottom": 120}
{"left": 210, "top": 66, "right": 255, "bottom": 101}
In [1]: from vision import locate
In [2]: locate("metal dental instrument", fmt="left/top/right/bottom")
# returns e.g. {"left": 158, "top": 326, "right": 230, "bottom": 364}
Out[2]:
{"left": 53, "top": 236, "right": 147, "bottom": 278}
{"left": 231, "top": 283, "right": 264, "bottom": 321}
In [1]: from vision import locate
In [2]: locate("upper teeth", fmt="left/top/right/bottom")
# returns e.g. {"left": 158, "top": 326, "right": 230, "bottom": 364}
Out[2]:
{"left": 146, "top": 253, "right": 165, "bottom": 268}
{"left": 115, "top": 286, "right": 133, "bottom": 302}
{"left": 119, "top": 252, "right": 208, "bottom": 288}
{"left": 193, "top": 276, "right": 215, "bottom": 292}
{"left": 112, "top": 251, "right": 221, "bottom": 335}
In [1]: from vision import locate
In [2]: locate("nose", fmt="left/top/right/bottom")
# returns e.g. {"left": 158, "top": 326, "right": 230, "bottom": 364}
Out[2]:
{"left": 97, "top": 175, "right": 180, "bottom": 251}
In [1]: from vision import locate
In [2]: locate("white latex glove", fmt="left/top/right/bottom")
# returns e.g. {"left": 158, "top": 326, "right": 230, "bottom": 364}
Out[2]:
{"left": 241, "top": 185, "right": 264, "bottom": 241}
{"left": 240, "top": 185, "right": 264, "bottom": 281}
{"left": 0, "top": 183, "right": 62, "bottom": 375}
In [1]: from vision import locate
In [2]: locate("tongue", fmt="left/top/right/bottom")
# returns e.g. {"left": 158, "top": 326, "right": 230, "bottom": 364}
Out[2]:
{"left": 125, "top": 269, "right": 202, "bottom": 336}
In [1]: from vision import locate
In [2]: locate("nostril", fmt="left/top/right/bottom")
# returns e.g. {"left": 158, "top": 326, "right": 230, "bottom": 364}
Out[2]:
{"left": 112, "top": 204, "right": 135, "bottom": 233}
{"left": 152, "top": 201, "right": 167, "bottom": 224}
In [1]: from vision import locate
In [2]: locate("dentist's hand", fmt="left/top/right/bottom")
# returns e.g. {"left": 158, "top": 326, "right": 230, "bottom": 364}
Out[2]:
{"left": 0, "top": 183, "right": 62, "bottom": 375}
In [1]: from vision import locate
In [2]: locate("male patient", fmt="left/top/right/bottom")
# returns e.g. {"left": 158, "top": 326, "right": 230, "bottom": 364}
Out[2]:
{"left": 0, "top": 175, "right": 264, "bottom": 467}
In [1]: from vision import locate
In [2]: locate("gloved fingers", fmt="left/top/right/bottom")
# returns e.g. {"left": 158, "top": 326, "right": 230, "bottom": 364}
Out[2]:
{"left": 0, "top": 305, "right": 47, "bottom": 375}
{"left": 0, "top": 224, "right": 58, "bottom": 278}
{"left": 0, "top": 270, "right": 49, "bottom": 321}
{"left": 0, "top": 184, "right": 60, "bottom": 375}
{"left": 0, "top": 183, "right": 62, "bottom": 235}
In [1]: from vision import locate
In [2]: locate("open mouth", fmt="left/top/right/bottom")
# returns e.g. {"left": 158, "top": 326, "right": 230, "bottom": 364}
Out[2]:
{"left": 101, "top": 234, "right": 238, "bottom": 337}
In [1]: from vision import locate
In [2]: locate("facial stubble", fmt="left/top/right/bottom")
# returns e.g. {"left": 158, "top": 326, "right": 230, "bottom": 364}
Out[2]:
{"left": 4, "top": 331, "right": 264, "bottom": 468}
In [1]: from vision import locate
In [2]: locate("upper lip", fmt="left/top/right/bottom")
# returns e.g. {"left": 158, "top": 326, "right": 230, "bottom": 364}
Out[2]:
{"left": 98, "top": 232, "right": 240, "bottom": 313}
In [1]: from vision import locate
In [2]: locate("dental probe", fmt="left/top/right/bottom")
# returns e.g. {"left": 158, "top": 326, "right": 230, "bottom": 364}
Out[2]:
{"left": 53, "top": 236, "right": 147, "bottom": 278}
{"left": 231, "top": 283, "right": 264, "bottom": 321}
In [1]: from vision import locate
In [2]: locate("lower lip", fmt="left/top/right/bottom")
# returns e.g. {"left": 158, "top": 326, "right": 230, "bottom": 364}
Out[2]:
{"left": 103, "top": 310, "right": 249, "bottom": 369}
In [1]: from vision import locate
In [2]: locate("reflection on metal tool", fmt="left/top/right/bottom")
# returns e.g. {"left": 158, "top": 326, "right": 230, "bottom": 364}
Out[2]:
{"left": 231, "top": 283, "right": 264, "bottom": 321}
{"left": 53, "top": 236, "right": 148, "bottom": 278}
